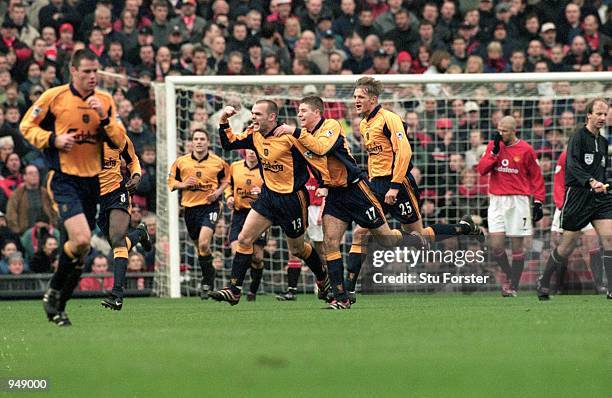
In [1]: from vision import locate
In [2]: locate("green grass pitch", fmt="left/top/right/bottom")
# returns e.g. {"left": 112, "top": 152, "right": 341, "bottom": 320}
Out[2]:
{"left": 1, "top": 293, "right": 611, "bottom": 397}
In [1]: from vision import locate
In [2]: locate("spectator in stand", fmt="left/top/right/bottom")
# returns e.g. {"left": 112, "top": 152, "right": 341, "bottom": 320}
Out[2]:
{"left": 364, "top": 48, "right": 395, "bottom": 74}
{"left": 411, "top": 45, "right": 431, "bottom": 74}
{"left": 0, "top": 20, "right": 31, "bottom": 64}
{"left": 38, "top": 0, "right": 80, "bottom": 33}
{"left": 508, "top": 49, "right": 527, "bottom": 74}
{"left": 29, "top": 234, "right": 58, "bottom": 273}
{"left": 461, "top": 101, "right": 489, "bottom": 138}
{"left": 0, "top": 152, "right": 23, "bottom": 212}
{"left": 0, "top": 239, "right": 19, "bottom": 274}
{"left": 79, "top": 255, "right": 113, "bottom": 291}
{"left": 309, "top": 29, "right": 344, "bottom": 75}
{"left": 450, "top": 36, "right": 468, "bottom": 70}
{"left": 126, "top": 111, "right": 155, "bottom": 155}
{"left": 134, "top": 145, "right": 156, "bottom": 212}
{"left": 564, "top": 35, "right": 591, "bottom": 71}
{"left": 170, "top": 0, "right": 206, "bottom": 44}
{"left": 520, "top": 13, "right": 540, "bottom": 48}
{"left": 0, "top": 210, "right": 22, "bottom": 251}
{"left": 410, "top": 20, "right": 445, "bottom": 56}
{"left": 20, "top": 213, "right": 59, "bottom": 261}
{"left": 6, "top": 164, "right": 56, "bottom": 235}
{"left": 525, "top": 39, "right": 545, "bottom": 71}
{"left": 7, "top": 2, "right": 38, "bottom": 48}
{"left": 583, "top": 15, "right": 609, "bottom": 54}
{"left": 321, "top": 84, "right": 347, "bottom": 120}
{"left": 465, "top": 54, "right": 483, "bottom": 73}
{"left": 56, "top": 22, "right": 75, "bottom": 55}
{"left": 332, "top": 0, "right": 357, "bottom": 38}
{"left": 558, "top": 2, "right": 582, "bottom": 45}
{"left": 342, "top": 35, "right": 372, "bottom": 74}
{"left": 465, "top": 129, "right": 487, "bottom": 169}
{"left": 437, "top": 1, "right": 459, "bottom": 43}
{"left": 6, "top": 251, "right": 26, "bottom": 275}
{"left": 150, "top": 0, "right": 171, "bottom": 46}
{"left": 127, "top": 252, "right": 146, "bottom": 290}
{"left": 387, "top": 8, "right": 418, "bottom": 53}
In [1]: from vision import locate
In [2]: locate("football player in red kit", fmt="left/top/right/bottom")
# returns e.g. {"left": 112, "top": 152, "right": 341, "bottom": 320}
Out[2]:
{"left": 478, "top": 116, "right": 546, "bottom": 296}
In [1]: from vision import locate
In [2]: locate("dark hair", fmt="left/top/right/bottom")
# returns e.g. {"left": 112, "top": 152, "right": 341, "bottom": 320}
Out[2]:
{"left": 301, "top": 96, "right": 324, "bottom": 115}
{"left": 191, "top": 129, "right": 209, "bottom": 139}
{"left": 192, "top": 45, "right": 207, "bottom": 56}
{"left": 585, "top": 98, "right": 609, "bottom": 115}
{"left": 70, "top": 49, "right": 98, "bottom": 69}
{"left": 2, "top": 239, "right": 17, "bottom": 250}
{"left": 41, "top": 62, "right": 56, "bottom": 72}
{"left": 255, "top": 99, "right": 278, "bottom": 116}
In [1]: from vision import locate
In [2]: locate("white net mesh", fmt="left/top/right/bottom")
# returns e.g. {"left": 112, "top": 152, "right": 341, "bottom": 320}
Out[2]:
{"left": 154, "top": 75, "right": 612, "bottom": 297}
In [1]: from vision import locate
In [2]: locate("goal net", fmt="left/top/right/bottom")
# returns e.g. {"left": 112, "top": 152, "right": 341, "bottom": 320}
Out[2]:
{"left": 154, "top": 73, "right": 612, "bottom": 298}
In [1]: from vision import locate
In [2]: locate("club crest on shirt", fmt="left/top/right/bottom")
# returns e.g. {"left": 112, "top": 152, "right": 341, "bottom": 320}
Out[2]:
{"left": 264, "top": 148, "right": 269, "bottom": 156}
{"left": 82, "top": 114, "right": 90, "bottom": 124}
{"left": 584, "top": 153, "right": 594, "bottom": 165}
{"left": 196, "top": 171, "right": 202, "bottom": 177}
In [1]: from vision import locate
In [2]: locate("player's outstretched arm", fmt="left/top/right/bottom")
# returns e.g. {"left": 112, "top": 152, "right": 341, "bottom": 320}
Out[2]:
{"left": 218, "top": 106, "right": 255, "bottom": 151}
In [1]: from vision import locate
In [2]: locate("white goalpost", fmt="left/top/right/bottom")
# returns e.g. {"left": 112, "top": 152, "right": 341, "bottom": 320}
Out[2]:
{"left": 154, "top": 72, "right": 612, "bottom": 298}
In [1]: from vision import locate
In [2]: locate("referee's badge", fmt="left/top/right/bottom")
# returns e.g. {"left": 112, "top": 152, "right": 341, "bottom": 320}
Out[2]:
{"left": 584, "top": 153, "right": 594, "bottom": 165}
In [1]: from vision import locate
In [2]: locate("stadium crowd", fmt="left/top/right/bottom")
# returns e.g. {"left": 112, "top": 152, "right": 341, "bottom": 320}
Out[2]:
{"left": 0, "top": 0, "right": 610, "bottom": 291}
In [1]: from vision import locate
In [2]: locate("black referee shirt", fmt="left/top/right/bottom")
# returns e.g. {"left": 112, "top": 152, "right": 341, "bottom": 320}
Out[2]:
{"left": 565, "top": 125, "right": 609, "bottom": 188}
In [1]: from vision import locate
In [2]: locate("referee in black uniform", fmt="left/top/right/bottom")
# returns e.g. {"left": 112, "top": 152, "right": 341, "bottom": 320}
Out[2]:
{"left": 538, "top": 98, "right": 612, "bottom": 300}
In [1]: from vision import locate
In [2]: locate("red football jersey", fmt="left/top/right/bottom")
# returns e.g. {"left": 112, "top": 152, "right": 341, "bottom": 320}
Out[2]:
{"left": 553, "top": 151, "right": 567, "bottom": 209}
{"left": 477, "top": 139, "right": 546, "bottom": 202}
{"left": 305, "top": 172, "right": 323, "bottom": 206}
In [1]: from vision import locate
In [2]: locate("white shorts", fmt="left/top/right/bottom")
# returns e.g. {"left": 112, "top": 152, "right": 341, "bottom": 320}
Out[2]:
{"left": 551, "top": 208, "right": 594, "bottom": 233}
{"left": 306, "top": 205, "right": 323, "bottom": 242}
{"left": 488, "top": 195, "right": 532, "bottom": 236}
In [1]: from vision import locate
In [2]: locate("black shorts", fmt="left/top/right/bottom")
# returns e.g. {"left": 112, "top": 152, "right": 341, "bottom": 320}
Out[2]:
{"left": 251, "top": 186, "right": 309, "bottom": 239}
{"left": 229, "top": 208, "right": 267, "bottom": 245}
{"left": 184, "top": 202, "right": 222, "bottom": 241}
{"left": 561, "top": 187, "right": 612, "bottom": 231}
{"left": 47, "top": 170, "right": 100, "bottom": 230}
{"left": 97, "top": 186, "right": 131, "bottom": 237}
{"left": 324, "top": 179, "right": 386, "bottom": 229}
{"left": 369, "top": 175, "right": 421, "bottom": 225}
